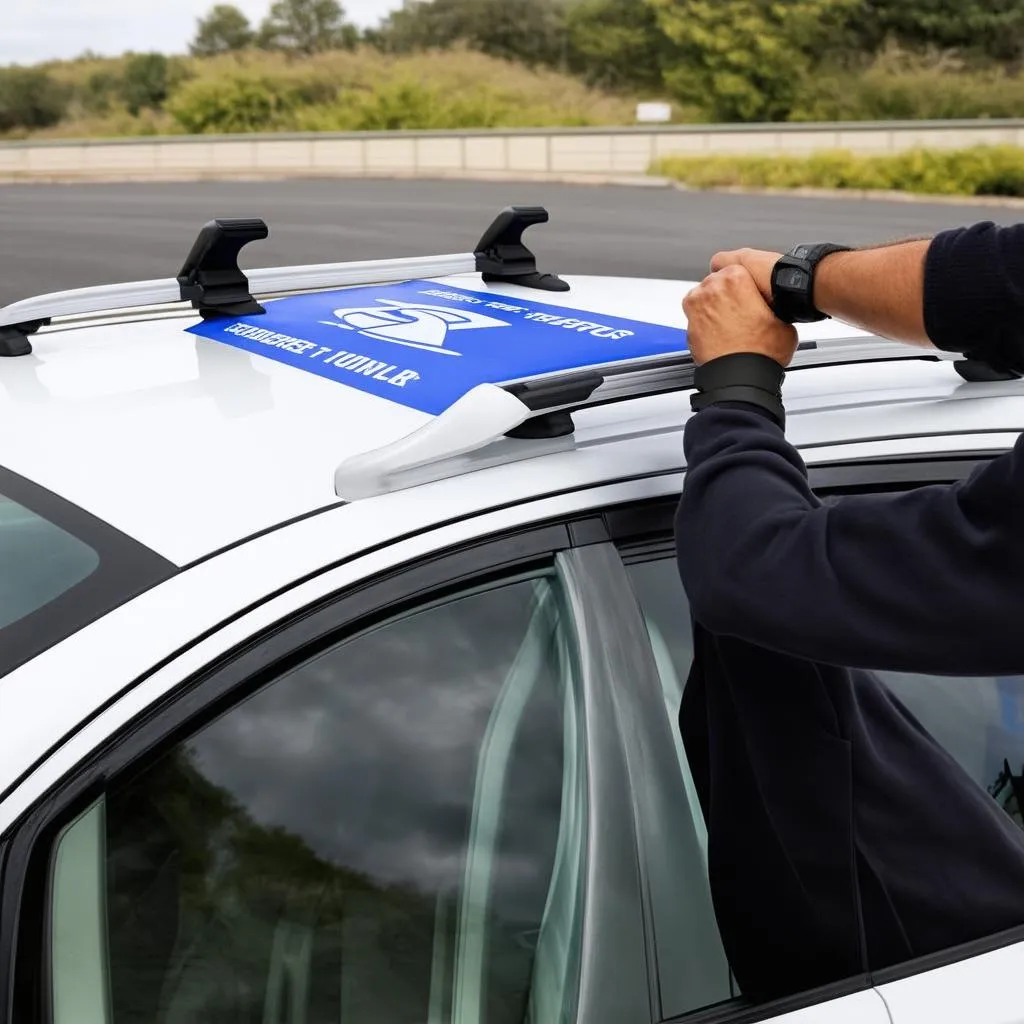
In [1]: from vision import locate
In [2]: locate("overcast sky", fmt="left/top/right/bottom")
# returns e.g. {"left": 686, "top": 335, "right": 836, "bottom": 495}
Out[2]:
{"left": 2, "top": 0, "right": 403, "bottom": 65}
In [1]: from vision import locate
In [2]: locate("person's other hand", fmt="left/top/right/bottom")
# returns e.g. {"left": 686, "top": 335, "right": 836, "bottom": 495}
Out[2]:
{"left": 683, "top": 265, "right": 799, "bottom": 367}
{"left": 710, "top": 248, "right": 781, "bottom": 303}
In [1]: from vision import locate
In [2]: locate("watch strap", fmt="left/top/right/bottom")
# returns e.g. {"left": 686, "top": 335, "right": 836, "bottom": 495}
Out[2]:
{"left": 772, "top": 243, "right": 852, "bottom": 324}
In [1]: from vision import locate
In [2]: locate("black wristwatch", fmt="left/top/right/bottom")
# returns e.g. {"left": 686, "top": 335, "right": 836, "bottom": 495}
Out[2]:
{"left": 771, "top": 243, "right": 852, "bottom": 324}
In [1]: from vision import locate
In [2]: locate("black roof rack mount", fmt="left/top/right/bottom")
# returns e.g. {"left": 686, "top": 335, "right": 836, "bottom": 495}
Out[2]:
{"left": 177, "top": 218, "right": 269, "bottom": 319}
{"left": 474, "top": 206, "right": 569, "bottom": 292}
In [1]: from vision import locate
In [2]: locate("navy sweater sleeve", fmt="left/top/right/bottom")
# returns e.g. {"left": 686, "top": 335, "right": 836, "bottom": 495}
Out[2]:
{"left": 925, "top": 221, "right": 1024, "bottom": 370}
{"left": 676, "top": 221, "right": 1024, "bottom": 676}
{"left": 677, "top": 407, "right": 1024, "bottom": 675}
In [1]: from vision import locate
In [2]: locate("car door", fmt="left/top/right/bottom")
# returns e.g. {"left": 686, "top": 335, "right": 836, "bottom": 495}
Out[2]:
{"left": 615, "top": 450, "right": 1024, "bottom": 1024}
{"left": 0, "top": 490, "right": 889, "bottom": 1024}
{"left": 0, "top": 514, "right": 643, "bottom": 1024}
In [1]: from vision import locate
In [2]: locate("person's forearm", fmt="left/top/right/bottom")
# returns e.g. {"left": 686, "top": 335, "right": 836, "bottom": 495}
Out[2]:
{"left": 813, "top": 241, "right": 931, "bottom": 346}
{"left": 677, "top": 405, "right": 1024, "bottom": 675}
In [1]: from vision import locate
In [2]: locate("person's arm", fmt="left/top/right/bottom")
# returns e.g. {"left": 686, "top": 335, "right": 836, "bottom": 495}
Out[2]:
{"left": 813, "top": 241, "right": 929, "bottom": 345}
{"left": 677, "top": 225, "right": 1024, "bottom": 677}
{"left": 711, "top": 222, "right": 1024, "bottom": 368}
{"left": 677, "top": 405, "right": 1024, "bottom": 676}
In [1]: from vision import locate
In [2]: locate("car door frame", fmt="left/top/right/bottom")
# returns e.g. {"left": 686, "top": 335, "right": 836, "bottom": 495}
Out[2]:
{"left": 0, "top": 507, "right": 672, "bottom": 1024}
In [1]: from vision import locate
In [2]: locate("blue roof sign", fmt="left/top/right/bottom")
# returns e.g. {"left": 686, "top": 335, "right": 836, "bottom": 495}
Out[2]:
{"left": 186, "top": 279, "right": 689, "bottom": 416}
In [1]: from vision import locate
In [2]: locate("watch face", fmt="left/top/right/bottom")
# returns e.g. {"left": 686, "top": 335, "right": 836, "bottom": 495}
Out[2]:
{"left": 778, "top": 267, "right": 810, "bottom": 290}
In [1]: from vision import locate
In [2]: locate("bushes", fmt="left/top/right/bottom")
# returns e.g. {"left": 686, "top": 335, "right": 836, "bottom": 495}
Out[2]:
{"left": 791, "top": 49, "right": 1024, "bottom": 122}
{"left": 0, "top": 67, "right": 69, "bottom": 133}
{"left": 167, "top": 74, "right": 298, "bottom": 133}
{"left": 653, "top": 146, "right": 1024, "bottom": 198}
{"left": 163, "top": 47, "right": 632, "bottom": 134}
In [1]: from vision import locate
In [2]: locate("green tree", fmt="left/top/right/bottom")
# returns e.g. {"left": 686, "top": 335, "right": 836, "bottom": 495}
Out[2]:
{"left": 0, "top": 67, "right": 69, "bottom": 132}
{"left": 376, "top": 0, "right": 568, "bottom": 68}
{"left": 79, "top": 69, "right": 120, "bottom": 115}
{"left": 119, "top": 52, "right": 172, "bottom": 115}
{"left": 566, "top": 0, "right": 675, "bottom": 89}
{"left": 850, "top": 0, "right": 1024, "bottom": 64}
{"left": 190, "top": 4, "right": 255, "bottom": 56}
{"left": 258, "top": 0, "right": 357, "bottom": 53}
{"left": 647, "top": 0, "right": 859, "bottom": 121}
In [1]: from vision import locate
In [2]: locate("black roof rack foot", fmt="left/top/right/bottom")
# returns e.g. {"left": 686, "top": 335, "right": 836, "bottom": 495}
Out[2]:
{"left": 177, "top": 218, "right": 269, "bottom": 319}
{"left": 475, "top": 207, "right": 569, "bottom": 293}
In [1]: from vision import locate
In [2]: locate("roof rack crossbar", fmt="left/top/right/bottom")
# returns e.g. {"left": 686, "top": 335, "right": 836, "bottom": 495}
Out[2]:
{"left": 332, "top": 337, "right": 954, "bottom": 499}
{"left": 0, "top": 253, "right": 477, "bottom": 332}
{"left": 0, "top": 205, "right": 562, "bottom": 356}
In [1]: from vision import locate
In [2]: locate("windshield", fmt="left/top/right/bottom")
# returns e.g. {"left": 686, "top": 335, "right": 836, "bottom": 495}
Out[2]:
{"left": 0, "top": 467, "right": 176, "bottom": 679}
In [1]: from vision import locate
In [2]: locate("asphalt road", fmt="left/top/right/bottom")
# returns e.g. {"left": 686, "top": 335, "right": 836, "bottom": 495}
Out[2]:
{"left": 2, "top": 178, "right": 1023, "bottom": 304}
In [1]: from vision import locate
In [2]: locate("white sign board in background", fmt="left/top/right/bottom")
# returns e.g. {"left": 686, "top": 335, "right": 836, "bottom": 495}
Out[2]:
{"left": 635, "top": 102, "right": 673, "bottom": 124}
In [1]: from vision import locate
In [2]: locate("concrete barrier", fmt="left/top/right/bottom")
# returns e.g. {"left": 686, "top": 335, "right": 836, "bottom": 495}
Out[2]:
{"left": 2, "top": 120, "right": 1023, "bottom": 184}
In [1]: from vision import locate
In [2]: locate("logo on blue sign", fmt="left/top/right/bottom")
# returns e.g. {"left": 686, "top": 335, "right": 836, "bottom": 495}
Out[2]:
{"left": 319, "top": 298, "right": 510, "bottom": 356}
{"left": 186, "top": 278, "right": 689, "bottom": 416}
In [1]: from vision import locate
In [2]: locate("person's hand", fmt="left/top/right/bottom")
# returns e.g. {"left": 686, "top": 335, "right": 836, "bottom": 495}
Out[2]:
{"left": 683, "top": 265, "right": 799, "bottom": 367}
{"left": 709, "top": 248, "right": 781, "bottom": 303}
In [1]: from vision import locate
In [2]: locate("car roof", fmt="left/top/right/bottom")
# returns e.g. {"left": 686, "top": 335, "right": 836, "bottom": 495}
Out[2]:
{"left": 3, "top": 268, "right": 1024, "bottom": 566}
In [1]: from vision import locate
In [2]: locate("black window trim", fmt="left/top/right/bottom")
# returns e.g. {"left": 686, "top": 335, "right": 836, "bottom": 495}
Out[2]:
{"left": 0, "top": 465, "right": 177, "bottom": 680}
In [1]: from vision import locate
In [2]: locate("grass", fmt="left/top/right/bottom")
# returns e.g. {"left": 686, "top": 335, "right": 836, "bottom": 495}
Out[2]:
{"left": 653, "top": 145, "right": 1024, "bottom": 198}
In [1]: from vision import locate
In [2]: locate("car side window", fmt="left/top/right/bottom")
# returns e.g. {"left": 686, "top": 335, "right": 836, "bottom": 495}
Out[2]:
{"left": 624, "top": 550, "right": 1024, "bottom": 836}
{"left": 48, "top": 572, "right": 585, "bottom": 1024}
{"left": 623, "top": 544, "right": 1024, "bottom": 1000}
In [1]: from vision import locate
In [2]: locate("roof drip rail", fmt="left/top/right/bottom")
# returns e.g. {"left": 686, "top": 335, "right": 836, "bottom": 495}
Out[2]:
{"left": 177, "top": 218, "right": 269, "bottom": 319}
{"left": 474, "top": 207, "right": 568, "bottom": 292}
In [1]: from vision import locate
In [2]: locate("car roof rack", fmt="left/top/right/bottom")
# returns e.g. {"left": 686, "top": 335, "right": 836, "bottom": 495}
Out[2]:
{"left": 0, "top": 205, "right": 567, "bottom": 357}
{"left": 331, "top": 335, "right": 964, "bottom": 500}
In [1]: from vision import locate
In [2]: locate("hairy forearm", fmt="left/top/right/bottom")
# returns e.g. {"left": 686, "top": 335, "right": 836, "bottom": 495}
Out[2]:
{"left": 713, "top": 222, "right": 1024, "bottom": 369}
{"left": 813, "top": 240, "right": 932, "bottom": 347}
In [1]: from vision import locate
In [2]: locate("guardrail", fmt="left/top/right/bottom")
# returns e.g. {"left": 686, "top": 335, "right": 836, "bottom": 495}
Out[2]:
{"left": 3, "top": 120, "right": 1023, "bottom": 183}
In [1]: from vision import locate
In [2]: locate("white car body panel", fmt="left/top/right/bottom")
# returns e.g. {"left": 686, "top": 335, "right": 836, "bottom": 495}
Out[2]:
{"left": 768, "top": 990, "right": 889, "bottom": 1023}
{"left": 3, "top": 266, "right": 1024, "bottom": 1024}
{"left": 879, "top": 940, "right": 1024, "bottom": 1023}
{"left": 0, "top": 272, "right": 880, "bottom": 563}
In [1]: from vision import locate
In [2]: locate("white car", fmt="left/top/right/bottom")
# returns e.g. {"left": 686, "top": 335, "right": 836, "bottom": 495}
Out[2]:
{"left": 1, "top": 207, "right": 1022, "bottom": 1024}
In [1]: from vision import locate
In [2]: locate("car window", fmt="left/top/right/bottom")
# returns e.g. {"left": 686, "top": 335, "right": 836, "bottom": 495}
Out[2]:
{"left": 0, "top": 490, "right": 98, "bottom": 631}
{"left": 48, "top": 571, "right": 584, "bottom": 1024}
{"left": 625, "top": 552, "right": 1024, "bottom": 833}
{"left": 624, "top": 548, "right": 1024, "bottom": 1002}
{"left": 0, "top": 466, "right": 175, "bottom": 678}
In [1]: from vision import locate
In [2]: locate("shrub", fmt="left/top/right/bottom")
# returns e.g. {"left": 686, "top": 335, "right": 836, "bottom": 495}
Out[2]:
{"left": 119, "top": 53, "right": 174, "bottom": 115}
{"left": 165, "top": 46, "right": 633, "bottom": 133}
{"left": 653, "top": 145, "right": 1024, "bottom": 198}
{"left": 167, "top": 73, "right": 299, "bottom": 133}
{"left": 0, "top": 67, "right": 69, "bottom": 132}
{"left": 791, "top": 49, "right": 1024, "bottom": 122}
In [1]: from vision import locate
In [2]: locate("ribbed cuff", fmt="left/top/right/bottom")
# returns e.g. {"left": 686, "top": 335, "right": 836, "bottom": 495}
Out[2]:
{"left": 690, "top": 353, "right": 786, "bottom": 428}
